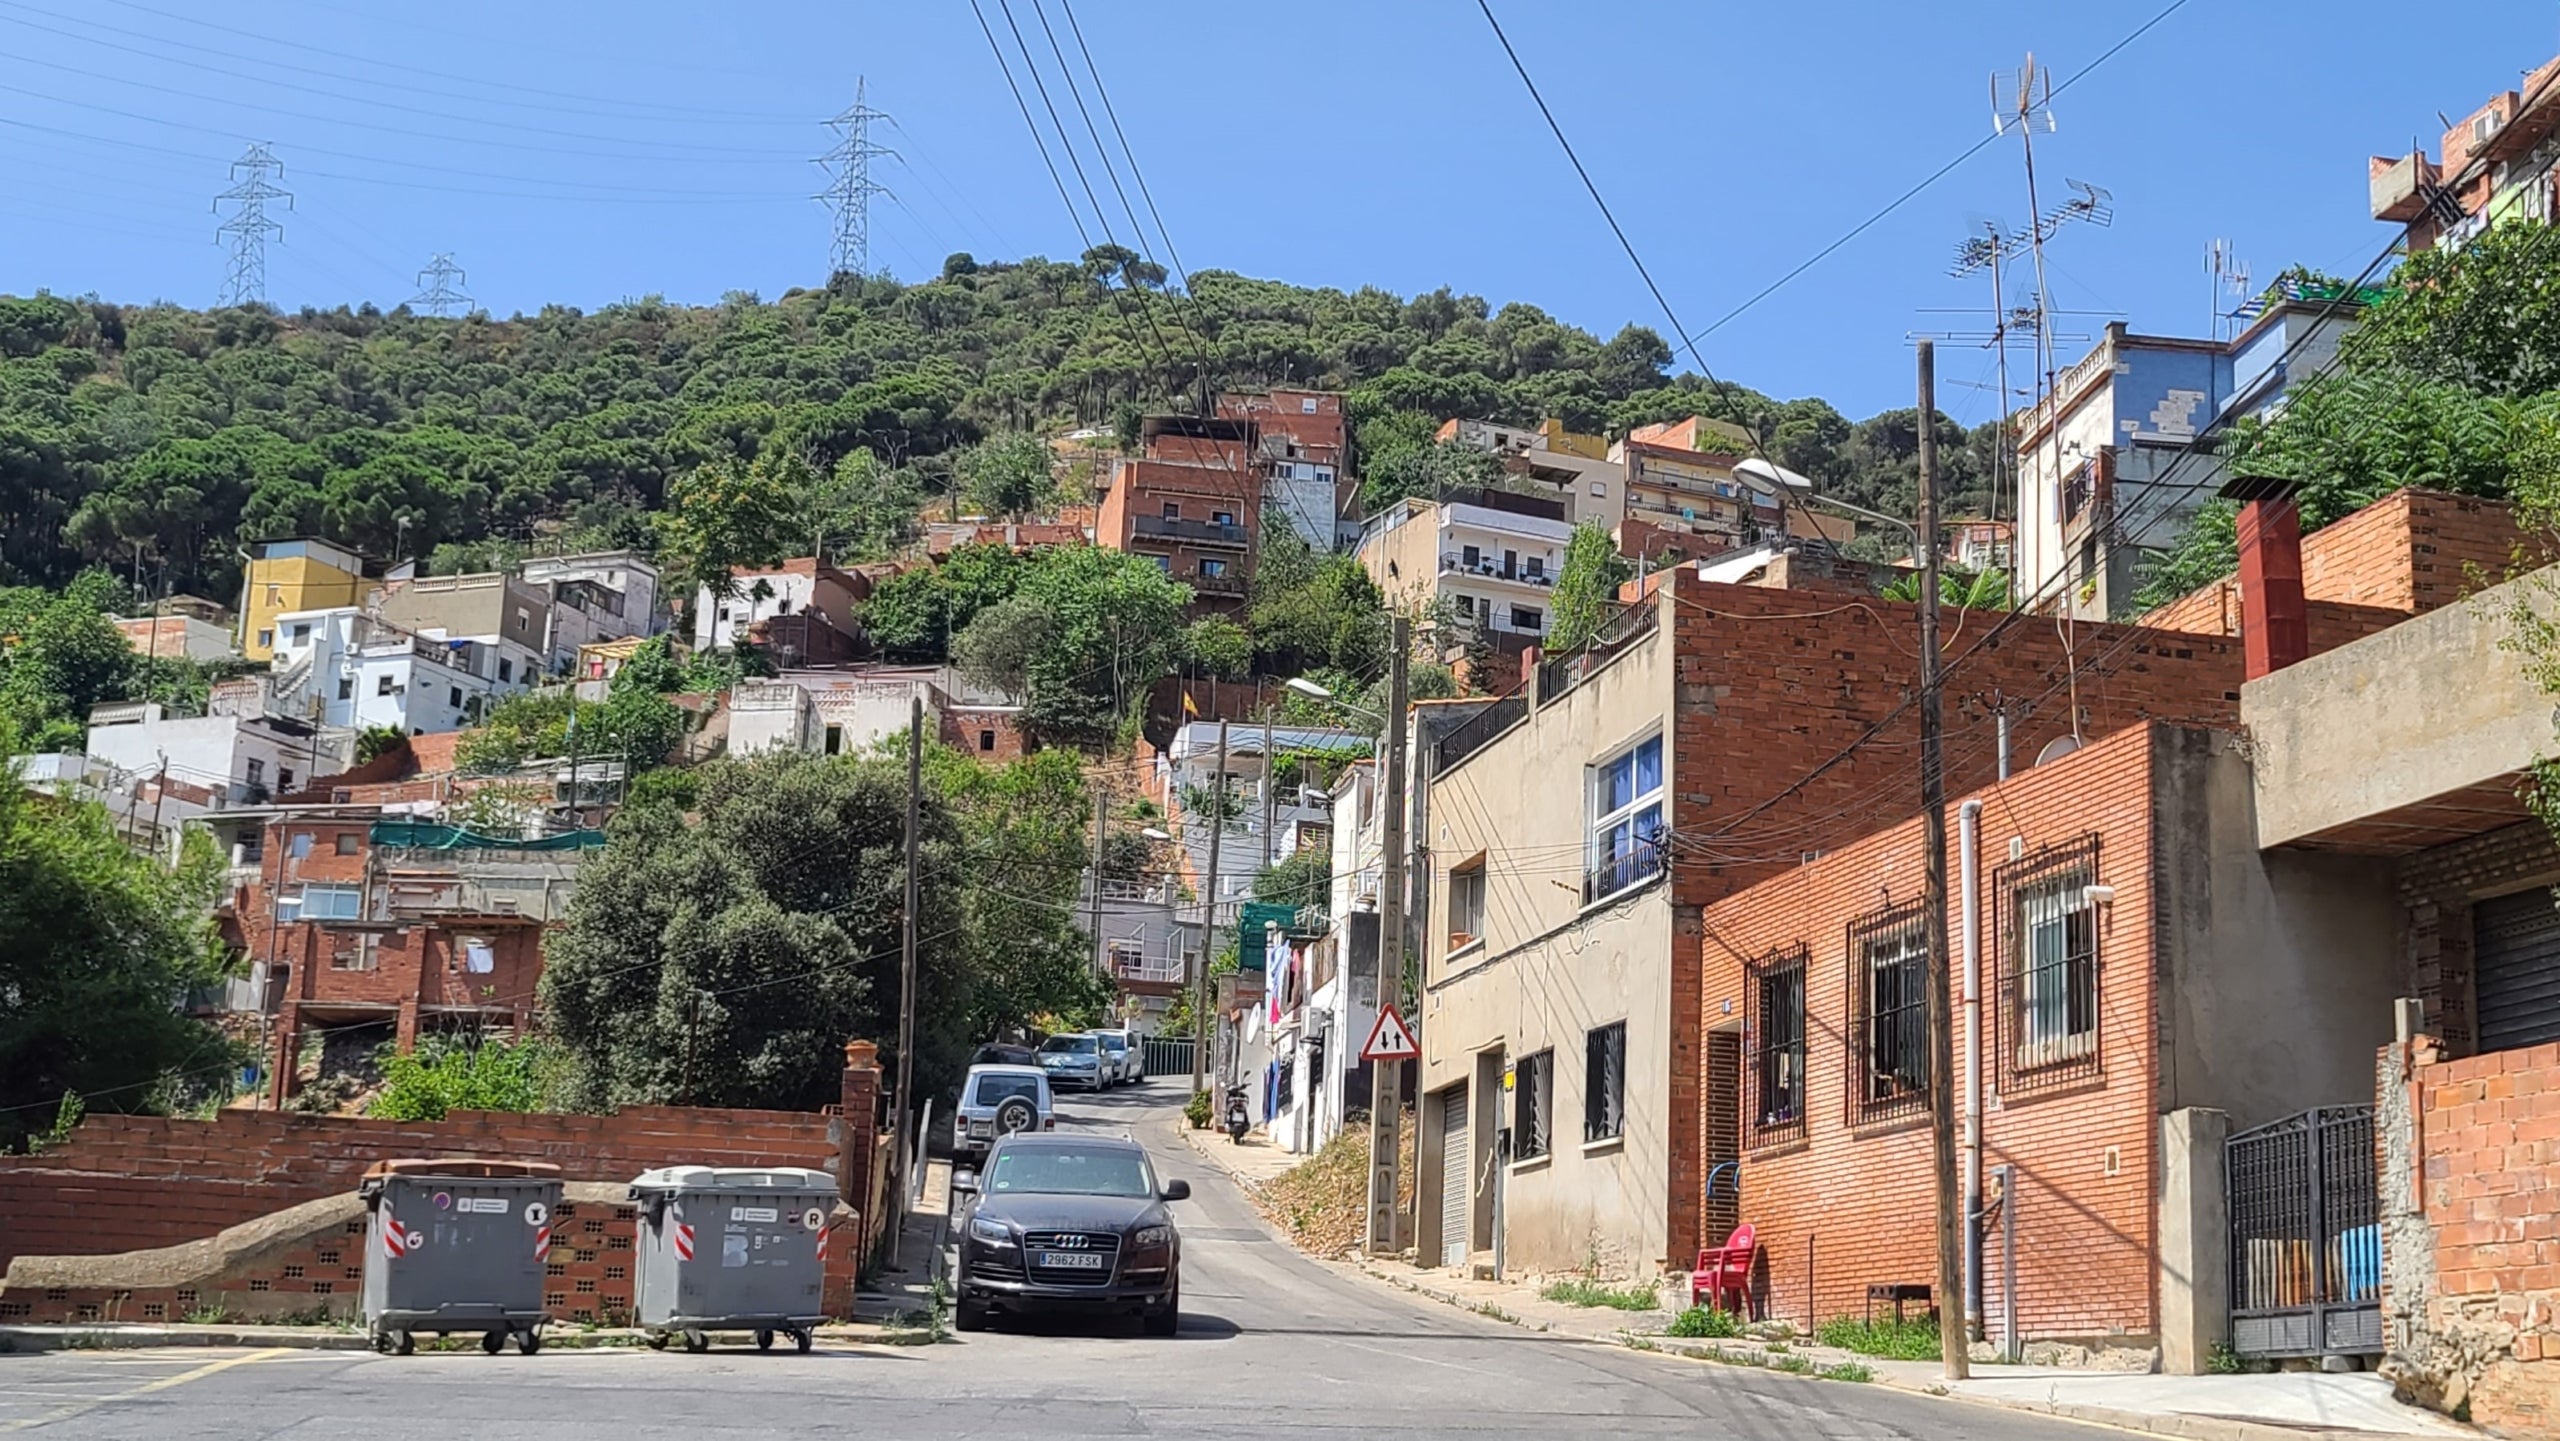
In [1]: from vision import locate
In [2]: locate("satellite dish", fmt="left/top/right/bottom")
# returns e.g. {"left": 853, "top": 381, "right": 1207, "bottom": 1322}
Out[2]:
{"left": 2034, "top": 736, "right": 2081, "bottom": 767}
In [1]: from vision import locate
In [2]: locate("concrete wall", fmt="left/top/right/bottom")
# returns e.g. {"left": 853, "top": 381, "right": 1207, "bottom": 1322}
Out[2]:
{"left": 2245, "top": 564, "right": 2556, "bottom": 850}
{"left": 2162, "top": 727, "right": 2402, "bottom": 1126}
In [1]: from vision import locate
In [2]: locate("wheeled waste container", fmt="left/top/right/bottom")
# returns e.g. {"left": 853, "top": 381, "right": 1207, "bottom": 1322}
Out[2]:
{"left": 359, "top": 1158, "right": 563, "bottom": 1355}
{"left": 630, "top": 1165, "right": 838, "bottom": 1354}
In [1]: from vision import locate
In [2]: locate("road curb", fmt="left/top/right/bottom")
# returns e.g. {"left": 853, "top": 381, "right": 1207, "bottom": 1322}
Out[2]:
{"left": 0, "top": 1324, "right": 372, "bottom": 1353}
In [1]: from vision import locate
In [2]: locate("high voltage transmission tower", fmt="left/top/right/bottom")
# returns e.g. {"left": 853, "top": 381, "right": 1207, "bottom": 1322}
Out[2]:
{"left": 408, "top": 253, "right": 475, "bottom": 317}
{"left": 815, "top": 77, "right": 895, "bottom": 278}
{"left": 212, "top": 143, "right": 291, "bottom": 307}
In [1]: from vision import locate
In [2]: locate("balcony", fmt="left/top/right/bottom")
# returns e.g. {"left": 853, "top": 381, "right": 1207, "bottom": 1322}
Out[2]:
{"left": 1440, "top": 554, "right": 1554, "bottom": 588}
{"left": 2370, "top": 151, "right": 2441, "bottom": 224}
{"left": 1187, "top": 571, "right": 1249, "bottom": 598}
{"left": 1112, "top": 953, "right": 1187, "bottom": 986}
{"left": 1132, "top": 514, "right": 1250, "bottom": 548}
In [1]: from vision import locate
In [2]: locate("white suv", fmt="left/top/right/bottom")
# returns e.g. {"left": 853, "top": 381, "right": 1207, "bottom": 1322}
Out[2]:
{"left": 952, "top": 1064, "right": 1055, "bottom": 1164}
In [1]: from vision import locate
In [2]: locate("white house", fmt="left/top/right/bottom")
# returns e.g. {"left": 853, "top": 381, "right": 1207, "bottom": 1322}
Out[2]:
{"left": 83, "top": 684, "right": 350, "bottom": 806}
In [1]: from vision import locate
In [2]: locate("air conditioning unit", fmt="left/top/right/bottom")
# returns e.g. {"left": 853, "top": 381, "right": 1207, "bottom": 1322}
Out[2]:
{"left": 2475, "top": 111, "right": 2504, "bottom": 146}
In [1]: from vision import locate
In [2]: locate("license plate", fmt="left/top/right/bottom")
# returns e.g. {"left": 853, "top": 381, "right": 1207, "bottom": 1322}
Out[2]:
{"left": 967, "top": 1121, "right": 992, "bottom": 1138}
{"left": 1033, "top": 1251, "right": 1107, "bottom": 1271}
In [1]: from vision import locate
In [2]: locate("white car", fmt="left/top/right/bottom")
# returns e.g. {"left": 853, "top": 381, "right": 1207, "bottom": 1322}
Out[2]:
{"left": 952, "top": 1064, "right": 1056, "bottom": 1164}
{"left": 1036, "top": 1033, "right": 1109, "bottom": 1091}
{"left": 1093, "top": 1027, "right": 1142, "bottom": 1085}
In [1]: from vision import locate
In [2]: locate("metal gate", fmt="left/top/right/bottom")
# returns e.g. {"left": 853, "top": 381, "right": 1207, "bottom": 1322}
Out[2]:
{"left": 1141, "top": 1035, "right": 1195, "bottom": 1082}
{"left": 1438, "top": 1084, "right": 1470, "bottom": 1268}
{"left": 2227, "top": 1106, "right": 2381, "bottom": 1358}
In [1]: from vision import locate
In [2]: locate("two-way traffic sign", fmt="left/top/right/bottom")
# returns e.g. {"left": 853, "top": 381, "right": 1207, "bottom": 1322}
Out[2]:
{"left": 1361, "top": 1004, "right": 1418, "bottom": 1062}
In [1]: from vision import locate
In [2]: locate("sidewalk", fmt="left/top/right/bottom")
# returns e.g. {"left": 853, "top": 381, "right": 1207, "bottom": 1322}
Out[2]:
{"left": 851, "top": 1154, "right": 952, "bottom": 1332}
{"left": 1175, "top": 1125, "right": 2467, "bottom": 1441}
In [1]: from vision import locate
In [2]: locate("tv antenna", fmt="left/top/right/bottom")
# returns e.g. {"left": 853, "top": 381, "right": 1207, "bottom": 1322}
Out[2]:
{"left": 2206, "top": 239, "right": 2252, "bottom": 340}
{"left": 212, "top": 143, "right": 291, "bottom": 307}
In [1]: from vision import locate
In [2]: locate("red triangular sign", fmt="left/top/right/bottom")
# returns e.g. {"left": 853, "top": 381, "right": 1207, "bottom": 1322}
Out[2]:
{"left": 1362, "top": 1004, "right": 1418, "bottom": 1061}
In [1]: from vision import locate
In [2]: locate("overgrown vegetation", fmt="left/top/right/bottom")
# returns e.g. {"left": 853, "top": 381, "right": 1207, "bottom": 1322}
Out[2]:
{"left": 368, "top": 1035, "right": 560, "bottom": 1121}
{"left": 1253, "top": 1118, "right": 1416, "bottom": 1255}
{"left": 1812, "top": 1314, "right": 1943, "bottom": 1360}
{"left": 1665, "top": 1305, "right": 1744, "bottom": 1338}
{"left": 1541, "top": 1278, "right": 1661, "bottom": 1311}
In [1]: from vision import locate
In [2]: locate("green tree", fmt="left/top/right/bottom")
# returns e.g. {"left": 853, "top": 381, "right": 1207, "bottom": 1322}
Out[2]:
{"left": 955, "top": 546, "right": 1190, "bottom": 748}
{"left": 1881, "top": 566, "right": 2013, "bottom": 610}
{"left": 0, "top": 573, "right": 138, "bottom": 751}
{"left": 654, "top": 453, "right": 807, "bottom": 617}
{"left": 956, "top": 433, "right": 1058, "bottom": 520}
{"left": 1249, "top": 522, "right": 1386, "bottom": 679}
{"left": 1181, "top": 615, "right": 1252, "bottom": 680}
{"left": 368, "top": 1036, "right": 559, "bottom": 1121}
{"left": 0, "top": 763, "right": 236, "bottom": 1151}
{"left": 1548, "top": 521, "right": 1635, "bottom": 652}
{"left": 858, "top": 541, "right": 1025, "bottom": 662}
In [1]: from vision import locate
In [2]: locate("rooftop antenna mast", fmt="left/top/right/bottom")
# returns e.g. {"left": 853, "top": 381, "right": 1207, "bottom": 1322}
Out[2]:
{"left": 408, "top": 253, "right": 474, "bottom": 318}
{"left": 816, "top": 77, "right": 897, "bottom": 279}
{"left": 1993, "top": 56, "right": 2061, "bottom": 425}
{"left": 213, "top": 143, "right": 291, "bottom": 307}
{"left": 2206, "top": 239, "right": 2252, "bottom": 341}
{"left": 1949, "top": 221, "right": 2029, "bottom": 529}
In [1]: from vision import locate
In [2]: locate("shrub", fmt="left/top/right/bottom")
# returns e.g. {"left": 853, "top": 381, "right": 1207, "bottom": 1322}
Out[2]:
{"left": 1184, "top": 1088, "right": 1212, "bottom": 1129}
{"left": 369, "top": 1036, "right": 559, "bottom": 1121}
{"left": 1666, "top": 1305, "right": 1744, "bottom": 1339}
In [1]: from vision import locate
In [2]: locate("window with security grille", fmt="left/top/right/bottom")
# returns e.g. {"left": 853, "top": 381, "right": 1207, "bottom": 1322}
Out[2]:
{"left": 1849, "top": 901, "right": 1929, "bottom": 1124}
{"left": 1998, "top": 834, "right": 2104, "bottom": 1090}
{"left": 1584, "top": 1022, "right": 1626, "bottom": 1143}
{"left": 1586, "top": 733, "right": 1664, "bottom": 903}
{"left": 1514, "top": 1050, "right": 1553, "bottom": 1161}
{"left": 1745, "top": 943, "right": 1809, "bottom": 1144}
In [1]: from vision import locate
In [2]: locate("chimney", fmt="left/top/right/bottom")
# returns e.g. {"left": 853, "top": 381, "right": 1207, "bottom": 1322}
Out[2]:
{"left": 2223, "top": 473, "right": 2308, "bottom": 679}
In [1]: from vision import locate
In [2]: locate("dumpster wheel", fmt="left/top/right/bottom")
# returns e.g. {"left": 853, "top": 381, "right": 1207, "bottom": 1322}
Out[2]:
{"left": 681, "top": 1329, "right": 709, "bottom": 1354}
{"left": 480, "top": 1331, "right": 505, "bottom": 1356}
{"left": 645, "top": 1330, "right": 669, "bottom": 1351}
{"left": 795, "top": 1328, "right": 813, "bottom": 1354}
{"left": 755, "top": 1329, "right": 775, "bottom": 1352}
{"left": 516, "top": 1329, "right": 542, "bottom": 1355}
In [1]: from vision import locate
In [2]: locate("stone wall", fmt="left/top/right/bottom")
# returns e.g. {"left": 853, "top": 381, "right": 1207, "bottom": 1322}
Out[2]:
{"left": 2378, "top": 1035, "right": 2560, "bottom": 1436}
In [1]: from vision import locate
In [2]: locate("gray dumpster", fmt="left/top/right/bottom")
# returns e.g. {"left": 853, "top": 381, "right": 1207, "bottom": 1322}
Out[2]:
{"left": 359, "top": 1158, "right": 563, "bottom": 1355}
{"left": 630, "top": 1165, "right": 837, "bottom": 1353}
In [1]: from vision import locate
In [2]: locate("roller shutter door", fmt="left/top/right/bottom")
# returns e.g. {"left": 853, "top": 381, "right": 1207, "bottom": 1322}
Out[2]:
{"left": 2473, "top": 889, "right": 2560, "bottom": 1052}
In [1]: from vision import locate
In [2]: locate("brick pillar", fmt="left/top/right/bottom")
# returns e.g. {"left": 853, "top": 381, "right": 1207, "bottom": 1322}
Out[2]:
{"left": 395, "top": 998, "right": 421, "bottom": 1053}
{"left": 2235, "top": 495, "right": 2308, "bottom": 680}
{"left": 270, "top": 1003, "right": 302, "bottom": 1108}
{"left": 837, "top": 1040, "right": 882, "bottom": 1213}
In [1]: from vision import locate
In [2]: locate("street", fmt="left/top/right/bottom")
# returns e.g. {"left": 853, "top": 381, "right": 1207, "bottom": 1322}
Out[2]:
{"left": 0, "top": 1085, "right": 2104, "bottom": 1439}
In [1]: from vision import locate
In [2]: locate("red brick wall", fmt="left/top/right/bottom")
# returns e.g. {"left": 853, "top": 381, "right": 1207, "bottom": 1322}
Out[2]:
{"left": 1696, "top": 723, "right": 2166, "bottom": 1340}
{"left": 2142, "top": 490, "right": 2525, "bottom": 641}
{"left": 0, "top": 1105, "right": 840, "bottom": 1268}
{"left": 2386, "top": 1038, "right": 2560, "bottom": 1435}
{"left": 942, "top": 708, "right": 1029, "bottom": 761}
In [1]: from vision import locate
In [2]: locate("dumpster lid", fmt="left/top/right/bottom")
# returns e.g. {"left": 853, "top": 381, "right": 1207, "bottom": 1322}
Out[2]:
{"left": 628, "top": 1165, "right": 836, "bottom": 1192}
{"left": 361, "top": 1158, "right": 566, "bottom": 1181}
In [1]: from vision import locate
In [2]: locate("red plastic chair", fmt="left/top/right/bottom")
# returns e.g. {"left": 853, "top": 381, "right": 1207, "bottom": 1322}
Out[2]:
{"left": 1690, "top": 1223, "right": 1757, "bottom": 1314}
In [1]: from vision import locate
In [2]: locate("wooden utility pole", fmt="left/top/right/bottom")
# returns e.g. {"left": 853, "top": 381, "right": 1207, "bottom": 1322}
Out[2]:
{"left": 1087, "top": 781, "right": 1110, "bottom": 976}
{"left": 1367, "top": 613, "right": 1410, "bottom": 1253}
{"left": 1260, "top": 715, "right": 1278, "bottom": 871}
{"left": 895, "top": 697, "right": 922, "bottom": 1199}
{"left": 1918, "top": 341, "right": 1970, "bottom": 1380}
{"left": 1192, "top": 721, "right": 1230, "bottom": 1097}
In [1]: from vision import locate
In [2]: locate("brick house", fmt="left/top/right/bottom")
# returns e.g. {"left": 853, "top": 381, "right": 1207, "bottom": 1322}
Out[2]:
{"left": 1098, "top": 416, "right": 1263, "bottom": 611}
{"left": 1413, "top": 565, "right": 2249, "bottom": 1280}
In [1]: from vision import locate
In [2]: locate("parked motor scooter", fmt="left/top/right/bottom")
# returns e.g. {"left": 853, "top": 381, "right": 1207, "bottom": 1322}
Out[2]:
{"left": 1222, "top": 1085, "right": 1250, "bottom": 1143}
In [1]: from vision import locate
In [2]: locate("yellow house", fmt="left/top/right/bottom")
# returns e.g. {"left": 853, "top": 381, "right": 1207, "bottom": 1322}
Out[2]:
{"left": 238, "top": 539, "right": 374, "bottom": 661}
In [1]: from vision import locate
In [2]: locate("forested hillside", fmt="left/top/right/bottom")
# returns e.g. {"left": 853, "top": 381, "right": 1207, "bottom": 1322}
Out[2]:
{"left": 0, "top": 248, "right": 2004, "bottom": 602}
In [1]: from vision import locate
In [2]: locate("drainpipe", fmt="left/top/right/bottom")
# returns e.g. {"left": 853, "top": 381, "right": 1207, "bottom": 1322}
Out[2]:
{"left": 1959, "top": 797, "right": 1986, "bottom": 1333}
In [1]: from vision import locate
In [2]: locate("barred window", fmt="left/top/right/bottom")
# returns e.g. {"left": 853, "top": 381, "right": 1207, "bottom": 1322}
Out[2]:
{"left": 1849, "top": 901, "right": 1930, "bottom": 1125}
{"left": 1745, "top": 944, "right": 1809, "bottom": 1145}
{"left": 1514, "top": 1050, "right": 1554, "bottom": 1161}
{"left": 1998, "top": 835, "right": 2104, "bottom": 1091}
{"left": 1584, "top": 1022, "right": 1626, "bottom": 1143}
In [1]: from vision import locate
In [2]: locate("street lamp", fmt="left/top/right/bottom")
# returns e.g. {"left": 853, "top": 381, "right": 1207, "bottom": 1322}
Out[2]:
{"left": 1285, "top": 676, "right": 1385, "bottom": 725}
{"left": 1141, "top": 827, "right": 1172, "bottom": 842}
{"left": 1283, "top": 677, "right": 1332, "bottom": 701}
{"left": 1734, "top": 456, "right": 1921, "bottom": 556}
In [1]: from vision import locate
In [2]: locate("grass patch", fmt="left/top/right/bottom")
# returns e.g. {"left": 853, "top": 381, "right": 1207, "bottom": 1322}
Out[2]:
{"left": 1473, "top": 1302, "right": 1518, "bottom": 1324}
{"left": 1664, "top": 1305, "right": 1743, "bottom": 1339}
{"left": 1540, "top": 1278, "right": 1660, "bottom": 1311}
{"left": 1814, "top": 1314, "right": 1942, "bottom": 1360}
{"left": 1768, "top": 1352, "right": 1816, "bottom": 1374}
{"left": 1818, "top": 1361, "right": 1874, "bottom": 1383}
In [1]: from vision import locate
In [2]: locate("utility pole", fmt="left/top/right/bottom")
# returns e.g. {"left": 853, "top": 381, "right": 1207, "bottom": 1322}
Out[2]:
{"left": 895, "top": 697, "right": 922, "bottom": 1202}
{"left": 1192, "top": 721, "right": 1229, "bottom": 1098}
{"left": 1087, "top": 780, "right": 1110, "bottom": 976}
{"left": 1260, "top": 715, "right": 1277, "bottom": 871}
{"left": 1367, "top": 613, "right": 1410, "bottom": 1254}
{"left": 681, "top": 987, "right": 705, "bottom": 1103}
{"left": 1917, "top": 341, "right": 1970, "bottom": 1380}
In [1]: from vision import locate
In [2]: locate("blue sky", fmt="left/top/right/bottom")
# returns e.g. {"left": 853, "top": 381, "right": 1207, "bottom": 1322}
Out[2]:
{"left": 1, "top": 0, "right": 2554, "bottom": 419}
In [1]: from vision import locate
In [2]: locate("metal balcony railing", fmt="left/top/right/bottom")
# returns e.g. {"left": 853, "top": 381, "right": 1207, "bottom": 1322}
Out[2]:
{"left": 1439, "top": 554, "right": 1554, "bottom": 587}
{"left": 1132, "top": 514, "right": 1251, "bottom": 548}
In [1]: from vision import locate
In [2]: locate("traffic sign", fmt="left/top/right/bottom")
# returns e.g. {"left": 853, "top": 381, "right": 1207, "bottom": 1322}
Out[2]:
{"left": 1362, "top": 1004, "right": 1418, "bottom": 1062}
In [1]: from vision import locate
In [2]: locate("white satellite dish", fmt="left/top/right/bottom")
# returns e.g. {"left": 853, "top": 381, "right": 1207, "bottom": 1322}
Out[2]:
{"left": 2034, "top": 736, "right": 2081, "bottom": 767}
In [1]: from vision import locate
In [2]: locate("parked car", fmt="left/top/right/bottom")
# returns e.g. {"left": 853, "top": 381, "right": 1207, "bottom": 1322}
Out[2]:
{"left": 1092, "top": 1028, "right": 1139, "bottom": 1085}
{"left": 952, "top": 1064, "right": 1055, "bottom": 1165}
{"left": 951, "top": 1132, "right": 1189, "bottom": 1335}
{"left": 1036, "top": 1032, "right": 1108, "bottom": 1091}
{"left": 971, "top": 1041, "right": 1037, "bottom": 1068}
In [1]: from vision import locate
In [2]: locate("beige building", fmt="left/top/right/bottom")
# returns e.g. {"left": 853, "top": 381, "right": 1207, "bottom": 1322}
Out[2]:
{"left": 1417, "top": 594, "right": 1678, "bottom": 1277}
{"left": 1356, "top": 489, "right": 1574, "bottom": 651}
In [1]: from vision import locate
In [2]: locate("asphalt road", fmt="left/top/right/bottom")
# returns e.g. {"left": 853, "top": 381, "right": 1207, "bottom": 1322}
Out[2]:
{"left": 0, "top": 1084, "right": 2105, "bottom": 1439}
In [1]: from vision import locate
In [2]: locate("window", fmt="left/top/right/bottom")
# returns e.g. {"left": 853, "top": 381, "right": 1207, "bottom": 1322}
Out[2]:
{"left": 1300, "top": 397, "right": 1318, "bottom": 414}
{"left": 296, "top": 883, "right": 364, "bottom": 921}
{"left": 513, "top": 606, "right": 531, "bottom": 635}
{"left": 463, "top": 939, "right": 495, "bottom": 974}
{"left": 237, "top": 829, "right": 264, "bottom": 864}
{"left": 329, "top": 934, "right": 378, "bottom": 971}
{"left": 978, "top": 729, "right": 996, "bottom": 753}
{"left": 1998, "top": 835, "right": 2104, "bottom": 1089}
{"left": 1590, "top": 482, "right": 1607, "bottom": 498}
{"left": 278, "top": 767, "right": 294, "bottom": 794}
{"left": 1513, "top": 1050, "right": 1553, "bottom": 1161}
{"left": 335, "top": 833, "right": 360, "bottom": 856}
{"left": 1201, "top": 558, "right": 1228, "bottom": 579}
{"left": 1510, "top": 605, "right": 1543, "bottom": 632}
{"left": 1586, "top": 734, "right": 1663, "bottom": 902}
{"left": 498, "top": 658, "right": 513, "bottom": 683}
{"left": 378, "top": 675, "right": 396, "bottom": 696}
{"left": 289, "top": 831, "right": 313, "bottom": 860}
{"left": 1212, "top": 510, "right": 1235, "bottom": 527}
{"left": 246, "top": 758, "right": 266, "bottom": 789}
{"left": 1462, "top": 544, "right": 1482, "bottom": 569}
{"left": 1745, "top": 943, "right": 1809, "bottom": 1144}
{"left": 1153, "top": 555, "right": 1172, "bottom": 572}
{"left": 1849, "top": 901, "right": 1930, "bottom": 1124}
{"left": 1584, "top": 1022, "right": 1626, "bottom": 1144}
{"left": 256, "top": 628, "right": 274, "bottom": 648}
{"left": 1161, "top": 501, "right": 1181, "bottom": 521}
{"left": 448, "top": 686, "right": 464, "bottom": 709}
{"left": 1447, "top": 861, "right": 1486, "bottom": 951}
{"left": 337, "top": 677, "right": 354, "bottom": 701}
{"left": 1525, "top": 556, "right": 1546, "bottom": 580}
{"left": 290, "top": 623, "right": 310, "bottom": 643}
{"left": 824, "top": 724, "right": 843, "bottom": 757}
